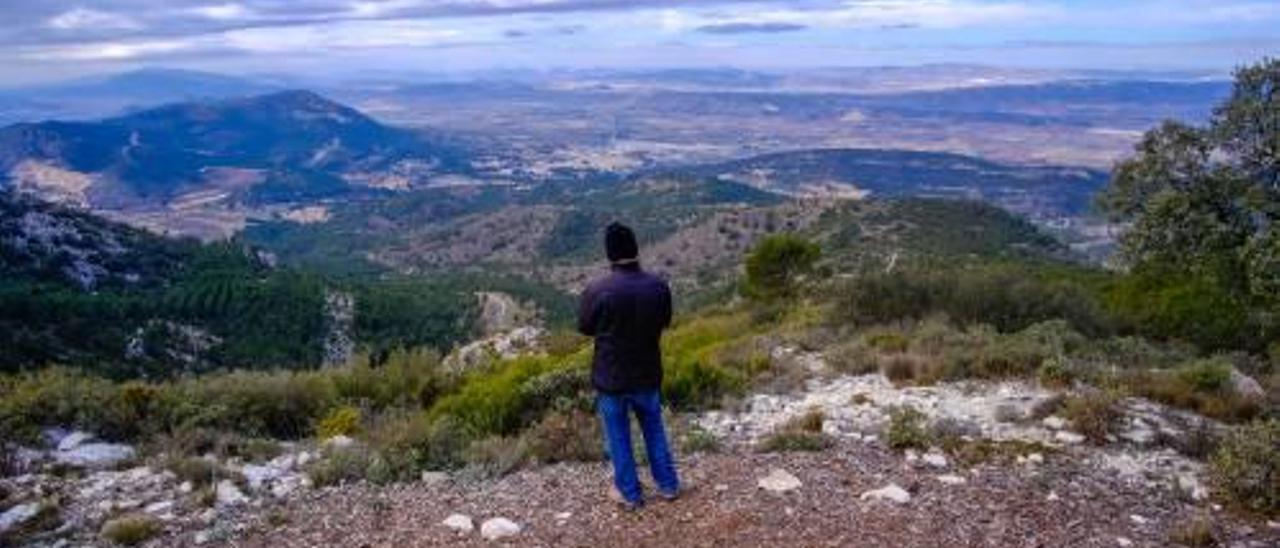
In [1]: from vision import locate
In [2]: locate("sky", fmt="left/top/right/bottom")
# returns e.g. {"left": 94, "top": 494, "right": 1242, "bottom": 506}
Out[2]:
{"left": 1, "top": 0, "right": 1278, "bottom": 85}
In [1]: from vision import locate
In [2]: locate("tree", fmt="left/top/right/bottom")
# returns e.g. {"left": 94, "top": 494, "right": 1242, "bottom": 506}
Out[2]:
{"left": 1099, "top": 58, "right": 1279, "bottom": 350}
{"left": 742, "top": 234, "right": 821, "bottom": 300}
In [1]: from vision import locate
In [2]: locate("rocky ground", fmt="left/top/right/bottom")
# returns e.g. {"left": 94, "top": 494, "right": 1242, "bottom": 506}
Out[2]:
{"left": 168, "top": 442, "right": 1277, "bottom": 547}
{"left": 3, "top": 346, "right": 1276, "bottom": 547}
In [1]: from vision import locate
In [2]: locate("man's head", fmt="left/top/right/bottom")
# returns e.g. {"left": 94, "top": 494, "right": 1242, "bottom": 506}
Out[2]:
{"left": 605, "top": 222, "right": 639, "bottom": 264}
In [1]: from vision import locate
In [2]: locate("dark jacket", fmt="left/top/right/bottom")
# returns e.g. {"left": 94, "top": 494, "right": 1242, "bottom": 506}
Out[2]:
{"left": 577, "top": 264, "right": 673, "bottom": 394}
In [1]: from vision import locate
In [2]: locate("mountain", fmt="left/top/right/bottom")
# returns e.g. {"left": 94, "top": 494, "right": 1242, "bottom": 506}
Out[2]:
{"left": 0, "top": 90, "right": 472, "bottom": 213}
{"left": 684, "top": 148, "right": 1109, "bottom": 217}
{"left": 0, "top": 68, "right": 279, "bottom": 123}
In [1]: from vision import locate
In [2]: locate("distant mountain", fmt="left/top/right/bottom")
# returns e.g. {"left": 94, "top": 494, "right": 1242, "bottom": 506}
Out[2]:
{"left": 0, "top": 90, "right": 472, "bottom": 210}
{"left": 686, "top": 148, "right": 1109, "bottom": 217}
{"left": 0, "top": 68, "right": 280, "bottom": 122}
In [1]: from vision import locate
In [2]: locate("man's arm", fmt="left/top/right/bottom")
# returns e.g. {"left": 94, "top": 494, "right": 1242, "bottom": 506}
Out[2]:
{"left": 659, "top": 281, "right": 673, "bottom": 329}
{"left": 578, "top": 284, "right": 600, "bottom": 336}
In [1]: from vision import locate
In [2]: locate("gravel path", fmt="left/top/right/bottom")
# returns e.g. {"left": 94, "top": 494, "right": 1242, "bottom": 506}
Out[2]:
{"left": 178, "top": 442, "right": 1279, "bottom": 548}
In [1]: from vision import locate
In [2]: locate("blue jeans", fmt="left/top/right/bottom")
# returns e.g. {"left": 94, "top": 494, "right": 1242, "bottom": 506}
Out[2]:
{"left": 597, "top": 389, "right": 680, "bottom": 504}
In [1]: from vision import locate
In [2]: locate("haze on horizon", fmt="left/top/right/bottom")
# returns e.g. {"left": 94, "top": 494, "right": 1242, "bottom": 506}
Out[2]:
{"left": 0, "top": 0, "right": 1278, "bottom": 86}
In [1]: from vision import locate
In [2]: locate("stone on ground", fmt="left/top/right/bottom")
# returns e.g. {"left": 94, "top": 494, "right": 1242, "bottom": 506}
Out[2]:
{"left": 441, "top": 514, "right": 474, "bottom": 533}
{"left": 215, "top": 480, "right": 249, "bottom": 507}
{"left": 860, "top": 484, "right": 911, "bottom": 504}
{"left": 936, "top": 474, "right": 967, "bottom": 485}
{"left": 54, "top": 442, "right": 135, "bottom": 469}
{"left": 756, "top": 469, "right": 802, "bottom": 493}
{"left": 480, "top": 517, "right": 521, "bottom": 540}
{"left": 0, "top": 503, "right": 43, "bottom": 535}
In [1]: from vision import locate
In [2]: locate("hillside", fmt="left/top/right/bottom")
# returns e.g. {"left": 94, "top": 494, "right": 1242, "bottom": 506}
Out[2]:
{"left": 684, "top": 148, "right": 1108, "bottom": 218}
{"left": 0, "top": 91, "right": 471, "bottom": 239}
{"left": 0, "top": 190, "right": 480, "bottom": 377}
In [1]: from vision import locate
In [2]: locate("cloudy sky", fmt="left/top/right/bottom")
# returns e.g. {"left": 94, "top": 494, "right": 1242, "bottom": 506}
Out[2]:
{"left": 1, "top": 0, "right": 1278, "bottom": 84}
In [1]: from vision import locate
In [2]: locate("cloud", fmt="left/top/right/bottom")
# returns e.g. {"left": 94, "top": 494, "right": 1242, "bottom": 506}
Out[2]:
{"left": 190, "top": 4, "right": 253, "bottom": 21}
{"left": 696, "top": 22, "right": 806, "bottom": 34}
{"left": 47, "top": 8, "right": 143, "bottom": 31}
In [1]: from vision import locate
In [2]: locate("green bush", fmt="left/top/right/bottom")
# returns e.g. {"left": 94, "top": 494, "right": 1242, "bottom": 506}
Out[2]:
{"left": 364, "top": 413, "right": 470, "bottom": 477}
{"left": 524, "top": 410, "right": 604, "bottom": 464}
{"left": 1209, "top": 419, "right": 1280, "bottom": 515}
{"left": 885, "top": 406, "right": 932, "bottom": 450}
{"left": 100, "top": 514, "right": 162, "bottom": 546}
{"left": 1177, "top": 358, "right": 1234, "bottom": 393}
{"left": 1062, "top": 391, "right": 1120, "bottom": 444}
{"left": 742, "top": 234, "right": 821, "bottom": 300}
{"left": 464, "top": 436, "right": 528, "bottom": 477}
{"left": 306, "top": 446, "right": 373, "bottom": 487}
{"left": 427, "top": 355, "right": 570, "bottom": 436}
{"left": 1037, "top": 356, "right": 1074, "bottom": 388}
{"left": 315, "top": 405, "right": 362, "bottom": 439}
{"left": 758, "top": 410, "right": 831, "bottom": 452}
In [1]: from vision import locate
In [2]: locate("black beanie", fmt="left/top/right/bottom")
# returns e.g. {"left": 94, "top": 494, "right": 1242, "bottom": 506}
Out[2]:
{"left": 605, "top": 222, "right": 639, "bottom": 263}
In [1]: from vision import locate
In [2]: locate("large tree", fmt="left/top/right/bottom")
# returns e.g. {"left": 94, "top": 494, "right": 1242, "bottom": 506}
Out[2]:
{"left": 1100, "top": 58, "right": 1279, "bottom": 350}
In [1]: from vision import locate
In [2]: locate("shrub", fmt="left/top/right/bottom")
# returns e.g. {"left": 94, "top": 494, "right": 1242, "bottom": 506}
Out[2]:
{"left": 464, "top": 436, "right": 528, "bottom": 478}
{"left": 881, "top": 354, "right": 932, "bottom": 385}
{"left": 1209, "top": 419, "right": 1280, "bottom": 515}
{"left": 427, "top": 355, "right": 570, "bottom": 436}
{"left": 525, "top": 410, "right": 604, "bottom": 464}
{"left": 100, "top": 514, "right": 162, "bottom": 546}
{"left": 165, "top": 457, "right": 232, "bottom": 489}
{"left": 306, "top": 446, "right": 373, "bottom": 487}
{"left": 757, "top": 429, "right": 831, "bottom": 452}
{"left": 680, "top": 424, "right": 721, "bottom": 454}
{"left": 364, "top": 413, "right": 470, "bottom": 479}
{"left": 1177, "top": 358, "right": 1233, "bottom": 393}
{"left": 885, "top": 406, "right": 932, "bottom": 450}
{"left": 1037, "top": 356, "right": 1074, "bottom": 388}
{"left": 332, "top": 348, "right": 444, "bottom": 410}
{"left": 1167, "top": 514, "right": 1218, "bottom": 547}
{"left": 741, "top": 234, "right": 821, "bottom": 300}
{"left": 823, "top": 342, "right": 877, "bottom": 375}
{"left": 1062, "top": 391, "right": 1121, "bottom": 444}
{"left": 862, "top": 328, "right": 911, "bottom": 353}
{"left": 316, "top": 405, "right": 362, "bottom": 439}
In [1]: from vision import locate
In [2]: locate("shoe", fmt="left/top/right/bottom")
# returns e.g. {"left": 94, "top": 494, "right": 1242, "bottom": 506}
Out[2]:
{"left": 657, "top": 488, "right": 680, "bottom": 502}
{"left": 609, "top": 486, "right": 644, "bottom": 511}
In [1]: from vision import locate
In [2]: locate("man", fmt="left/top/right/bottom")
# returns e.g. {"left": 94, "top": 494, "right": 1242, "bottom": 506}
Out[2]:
{"left": 577, "top": 222, "right": 680, "bottom": 510}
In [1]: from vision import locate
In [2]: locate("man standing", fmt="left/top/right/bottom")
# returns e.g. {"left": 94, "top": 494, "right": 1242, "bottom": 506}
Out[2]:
{"left": 578, "top": 222, "right": 680, "bottom": 510}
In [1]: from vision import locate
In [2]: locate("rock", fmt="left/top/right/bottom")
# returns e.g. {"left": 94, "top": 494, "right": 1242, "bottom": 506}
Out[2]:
{"left": 215, "top": 480, "right": 249, "bottom": 507}
{"left": 936, "top": 474, "right": 967, "bottom": 485}
{"left": 1047, "top": 491, "right": 1060, "bottom": 502}
{"left": 323, "top": 435, "right": 357, "bottom": 450}
{"left": 554, "top": 512, "right": 572, "bottom": 520}
{"left": 757, "top": 469, "right": 802, "bottom": 493}
{"left": 1116, "top": 537, "right": 1133, "bottom": 547}
{"left": 480, "top": 517, "right": 521, "bottom": 541}
{"left": 860, "top": 484, "right": 911, "bottom": 504}
{"left": 56, "top": 431, "right": 95, "bottom": 451}
{"left": 1229, "top": 368, "right": 1265, "bottom": 400}
{"left": 179, "top": 481, "right": 194, "bottom": 494}
{"left": 1054, "top": 431, "right": 1086, "bottom": 445}
{"left": 145, "top": 501, "right": 174, "bottom": 515}
{"left": 420, "top": 471, "right": 449, "bottom": 485}
{"left": 1042, "top": 416, "right": 1068, "bottom": 430}
{"left": 922, "top": 452, "right": 948, "bottom": 468}
{"left": 241, "top": 464, "right": 280, "bottom": 492}
{"left": 0, "top": 503, "right": 43, "bottom": 535}
{"left": 1026, "top": 453, "right": 1045, "bottom": 465}
{"left": 54, "top": 443, "right": 135, "bottom": 468}
{"left": 194, "top": 530, "right": 213, "bottom": 545}
{"left": 1176, "top": 473, "right": 1209, "bottom": 501}
{"left": 442, "top": 514, "right": 474, "bottom": 534}
{"left": 1129, "top": 514, "right": 1147, "bottom": 525}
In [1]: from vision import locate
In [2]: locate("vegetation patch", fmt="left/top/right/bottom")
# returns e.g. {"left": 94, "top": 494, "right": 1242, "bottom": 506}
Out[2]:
{"left": 885, "top": 406, "right": 932, "bottom": 451}
{"left": 1209, "top": 419, "right": 1280, "bottom": 516}
{"left": 100, "top": 514, "right": 162, "bottom": 546}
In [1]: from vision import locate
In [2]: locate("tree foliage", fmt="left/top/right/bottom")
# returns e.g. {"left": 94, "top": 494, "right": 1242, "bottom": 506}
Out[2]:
{"left": 742, "top": 234, "right": 821, "bottom": 300}
{"left": 1099, "top": 58, "right": 1280, "bottom": 350}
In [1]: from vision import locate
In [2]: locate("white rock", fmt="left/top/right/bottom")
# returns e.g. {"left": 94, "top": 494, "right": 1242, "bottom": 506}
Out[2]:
{"left": 936, "top": 474, "right": 967, "bottom": 485}
{"left": 860, "top": 484, "right": 911, "bottom": 504}
{"left": 757, "top": 469, "right": 802, "bottom": 493}
{"left": 554, "top": 512, "right": 572, "bottom": 520}
{"left": 1054, "top": 431, "right": 1086, "bottom": 445}
{"left": 904, "top": 449, "right": 920, "bottom": 463}
{"left": 1229, "top": 368, "right": 1265, "bottom": 400}
{"left": 0, "top": 503, "right": 42, "bottom": 535}
{"left": 442, "top": 514, "right": 474, "bottom": 533}
{"left": 922, "top": 452, "right": 948, "bottom": 468}
{"left": 1267, "top": 520, "right": 1279, "bottom": 530}
{"left": 480, "top": 517, "right": 521, "bottom": 540}
{"left": 1129, "top": 514, "right": 1147, "bottom": 525}
{"left": 145, "top": 501, "right": 174, "bottom": 515}
{"left": 323, "top": 435, "right": 357, "bottom": 450}
{"left": 420, "top": 471, "right": 449, "bottom": 485}
{"left": 1042, "top": 416, "right": 1068, "bottom": 430}
{"left": 56, "top": 431, "right": 96, "bottom": 451}
{"left": 241, "top": 464, "right": 280, "bottom": 492}
{"left": 194, "top": 530, "right": 212, "bottom": 545}
{"left": 215, "top": 480, "right": 249, "bottom": 507}
{"left": 1047, "top": 491, "right": 1060, "bottom": 502}
{"left": 1026, "top": 453, "right": 1045, "bottom": 465}
{"left": 1116, "top": 537, "right": 1133, "bottom": 547}
{"left": 54, "top": 443, "right": 135, "bottom": 468}
{"left": 179, "top": 481, "right": 195, "bottom": 494}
